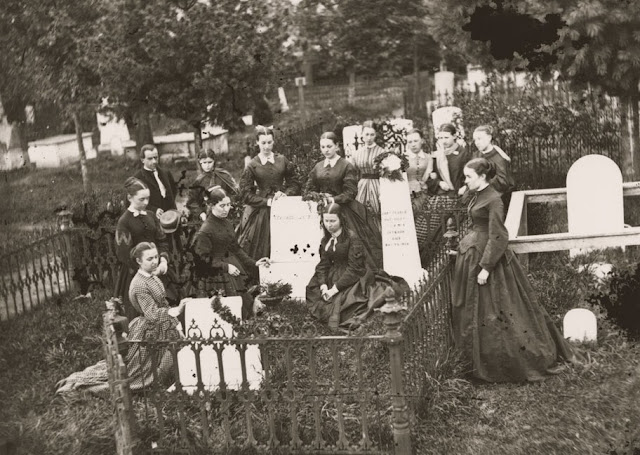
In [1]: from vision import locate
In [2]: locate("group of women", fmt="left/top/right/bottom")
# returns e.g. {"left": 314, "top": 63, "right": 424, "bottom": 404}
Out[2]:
{"left": 56, "top": 121, "right": 579, "bottom": 394}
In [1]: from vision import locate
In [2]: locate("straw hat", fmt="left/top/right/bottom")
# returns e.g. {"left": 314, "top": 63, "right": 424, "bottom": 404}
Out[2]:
{"left": 159, "top": 210, "right": 180, "bottom": 233}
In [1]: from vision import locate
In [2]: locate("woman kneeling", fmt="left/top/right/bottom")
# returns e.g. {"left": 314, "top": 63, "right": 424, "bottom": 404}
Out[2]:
{"left": 306, "top": 203, "right": 409, "bottom": 330}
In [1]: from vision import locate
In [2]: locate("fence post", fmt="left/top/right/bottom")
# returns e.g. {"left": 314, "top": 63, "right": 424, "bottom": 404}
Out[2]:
{"left": 379, "top": 288, "right": 412, "bottom": 455}
{"left": 104, "top": 305, "right": 138, "bottom": 455}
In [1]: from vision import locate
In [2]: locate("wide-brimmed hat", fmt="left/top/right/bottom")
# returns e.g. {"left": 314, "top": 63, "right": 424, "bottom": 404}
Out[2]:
{"left": 159, "top": 210, "right": 180, "bottom": 233}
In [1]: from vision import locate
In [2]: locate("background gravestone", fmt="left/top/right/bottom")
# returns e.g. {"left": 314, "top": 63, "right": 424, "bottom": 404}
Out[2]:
{"left": 342, "top": 125, "right": 362, "bottom": 159}
{"left": 566, "top": 155, "right": 624, "bottom": 257}
{"left": 174, "top": 297, "right": 263, "bottom": 393}
{"left": 259, "top": 196, "right": 323, "bottom": 300}
{"left": 563, "top": 308, "right": 597, "bottom": 343}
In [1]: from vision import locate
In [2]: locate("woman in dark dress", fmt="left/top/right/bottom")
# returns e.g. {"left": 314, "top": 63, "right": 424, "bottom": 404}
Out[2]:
{"left": 304, "top": 132, "right": 383, "bottom": 268}
{"left": 452, "top": 158, "right": 579, "bottom": 382}
{"left": 193, "top": 186, "right": 270, "bottom": 318}
{"left": 236, "top": 126, "right": 301, "bottom": 259}
{"left": 306, "top": 203, "right": 409, "bottom": 331}
{"left": 187, "top": 148, "right": 239, "bottom": 222}
{"left": 115, "top": 177, "right": 170, "bottom": 320}
{"left": 56, "top": 242, "right": 187, "bottom": 395}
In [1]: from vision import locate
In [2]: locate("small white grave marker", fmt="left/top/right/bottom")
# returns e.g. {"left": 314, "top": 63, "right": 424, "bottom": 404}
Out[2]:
{"left": 563, "top": 308, "right": 597, "bottom": 343}
{"left": 567, "top": 155, "right": 624, "bottom": 257}
{"left": 173, "top": 297, "right": 263, "bottom": 394}
{"left": 260, "top": 196, "right": 323, "bottom": 299}
{"left": 342, "top": 125, "right": 362, "bottom": 159}
{"left": 379, "top": 174, "right": 427, "bottom": 287}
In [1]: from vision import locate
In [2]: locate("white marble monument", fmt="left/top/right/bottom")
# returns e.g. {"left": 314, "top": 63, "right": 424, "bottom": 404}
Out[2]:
{"left": 259, "top": 196, "right": 323, "bottom": 300}
{"left": 563, "top": 308, "right": 597, "bottom": 343}
{"left": 567, "top": 155, "right": 624, "bottom": 256}
{"left": 173, "top": 297, "right": 263, "bottom": 394}
{"left": 379, "top": 174, "right": 427, "bottom": 287}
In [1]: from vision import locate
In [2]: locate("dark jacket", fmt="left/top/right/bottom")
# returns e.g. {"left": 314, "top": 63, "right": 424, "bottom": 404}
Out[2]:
{"left": 134, "top": 167, "right": 178, "bottom": 214}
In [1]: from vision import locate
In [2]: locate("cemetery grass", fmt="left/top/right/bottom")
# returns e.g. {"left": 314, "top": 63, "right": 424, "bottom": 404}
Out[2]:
{"left": 1, "top": 254, "right": 640, "bottom": 454}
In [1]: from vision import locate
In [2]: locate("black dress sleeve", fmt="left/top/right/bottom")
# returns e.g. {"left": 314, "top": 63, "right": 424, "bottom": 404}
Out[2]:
{"left": 479, "top": 197, "right": 509, "bottom": 271}
{"left": 152, "top": 216, "right": 170, "bottom": 261}
{"left": 239, "top": 165, "right": 270, "bottom": 207}
{"left": 334, "top": 236, "right": 366, "bottom": 291}
{"left": 186, "top": 175, "right": 206, "bottom": 219}
{"left": 314, "top": 238, "right": 331, "bottom": 286}
{"left": 115, "top": 215, "right": 134, "bottom": 266}
{"left": 333, "top": 162, "right": 358, "bottom": 204}
{"left": 303, "top": 163, "right": 320, "bottom": 197}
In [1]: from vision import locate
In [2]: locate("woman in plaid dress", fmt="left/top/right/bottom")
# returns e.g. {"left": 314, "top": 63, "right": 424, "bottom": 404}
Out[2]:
{"left": 56, "top": 242, "right": 187, "bottom": 395}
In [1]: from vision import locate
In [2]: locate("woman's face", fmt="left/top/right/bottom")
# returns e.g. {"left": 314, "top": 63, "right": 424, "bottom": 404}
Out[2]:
{"left": 128, "top": 188, "right": 150, "bottom": 211}
{"left": 322, "top": 213, "right": 341, "bottom": 234}
{"left": 320, "top": 138, "right": 339, "bottom": 160}
{"left": 463, "top": 166, "right": 486, "bottom": 191}
{"left": 406, "top": 133, "right": 423, "bottom": 153}
{"left": 211, "top": 196, "right": 232, "bottom": 218}
{"left": 362, "top": 127, "right": 376, "bottom": 146}
{"left": 200, "top": 158, "right": 215, "bottom": 173}
{"left": 137, "top": 248, "right": 159, "bottom": 274}
{"left": 473, "top": 131, "right": 492, "bottom": 152}
{"left": 437, "top": 131, "right": 456, "bottom": 149}
{"left": 257, "top": 134, "right": 274, "bottom": 155}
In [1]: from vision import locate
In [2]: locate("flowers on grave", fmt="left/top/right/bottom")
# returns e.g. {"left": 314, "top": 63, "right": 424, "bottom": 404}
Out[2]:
{"left": 209, "top": 290, "right": 243, "bottom": 329}
{"left": 302, "top": 191, "right": 330, "bottom": 214}
{"left": 258, "top": 280, "right": 293, "bottom": 305}
{"left": 373, "top": 151, "right": 409, "bottom": 182}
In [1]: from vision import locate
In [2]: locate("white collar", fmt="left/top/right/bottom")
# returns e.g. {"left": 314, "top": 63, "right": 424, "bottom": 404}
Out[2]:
{"left": 258, "top": 154, "right": 275, "bottom": 165}
{"left": 324, "top": 155, "right": 340, "bottom": 168}
{"left": 138, "top": 269, "right": 153, "bottom": 277}
{"left": 128, "top": 207, "right": 147, "bottom": 217}
{"left": 331, "top": 228, "right": 343, "bottom": 239}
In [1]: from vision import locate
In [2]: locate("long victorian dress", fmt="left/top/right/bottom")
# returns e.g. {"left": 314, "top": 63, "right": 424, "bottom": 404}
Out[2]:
{"left": 186, "top": 168, "right": 239, "bottom": 221}
{"left": 452, "top": 185, "right": 578, "bottom": 382}
{"left": 193, "top": 212, "right": 258, "bottom": 318}
{"left": 236, "top": 153, "right": 301, "bottom": 259}
{"left": 304, "top": 155, "right": 383, "bottom": 268}
{"left": 306, "top": 230, "right": 409, "bottom": 330}
{"left": 349, "top": 143, "right": 385, "bottom": 231}
{"left": 56, "top": 270, "right": 181, "bottom": 395}
{"left": 114, "top": 208, "right": 170, "bottom": 320}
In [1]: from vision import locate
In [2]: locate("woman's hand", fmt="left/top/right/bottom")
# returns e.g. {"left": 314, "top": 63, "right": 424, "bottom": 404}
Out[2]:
{"left": 155, "top": 258, "right": 168, "bottom": 276}
{"left": 458, "top": 185, "right": 467, "bottom": 196}
{"left": 273, "top": 191, "right": 287, "bottom": 201}
{"left": 168, "top": 299, "right": 188, "bottom": 318}
{"left": 477, "top": 269, "right": 489, "bottom": 286}
{"left": 256, "top": 257, "right": 271, "bottom": 268}
{"left": 439, "top": 181, "right": 451, "bottom": 191}
{"left": 323, "top": 194, "right": 335, "bottom": 205}
{"left": 322, "top": 285, "right": 339, "bottom": 301}
{"left": 228, "top": 264, "right": 241, "bottom": 277}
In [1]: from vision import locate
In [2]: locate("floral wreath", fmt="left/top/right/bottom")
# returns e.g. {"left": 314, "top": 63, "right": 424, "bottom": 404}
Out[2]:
{"left": 373, "top": 151, "right": 409, "bottom": 182}
{"left": 302, "top": 191, "right": 330, "bottom": 214}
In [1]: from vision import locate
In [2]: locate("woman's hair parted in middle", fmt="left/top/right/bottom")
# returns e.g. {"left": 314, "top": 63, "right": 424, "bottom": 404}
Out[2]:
{"left": 130, "top": 241, "right": 157, "bottom": 261}
{"left": 205, "top": 186, "right": 228, "bottom": 206}
{"left": 124, "top": 177, "right": 148, "bottom": 197}
{"left": 320, "top": 131, "right": 339, "bottom": 144}
{"left": 465, "top": 157, "right": 497, "bottom": 180}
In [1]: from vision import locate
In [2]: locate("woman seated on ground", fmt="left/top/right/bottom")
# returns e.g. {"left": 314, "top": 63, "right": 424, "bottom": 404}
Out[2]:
{"left": 192, "top": 186, "right": 270, "bottom": 319}
{"left": 306, "top": 203, "right": 409, "bottom": 331}
{"left": 187, "top": 148, "right": 239, "bottom": 222}
{"left": 56, "top": 242, "right": 188, "bottom": 395}
{"left": 304, "top": 131, "right": 383, "bottom": 268}
{"left": 452, "top": 158, "right": 580, "bottom": 382}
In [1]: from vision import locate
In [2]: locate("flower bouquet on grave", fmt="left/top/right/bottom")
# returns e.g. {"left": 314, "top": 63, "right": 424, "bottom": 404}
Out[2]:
{"left": 302, "top": 191, "right": 330, "bottom": 214}
{"left": 373, "top": 150, "right": 409, "bottom": 182}
{"left": 257, "top": 280, "right": 293, "bottom": 306}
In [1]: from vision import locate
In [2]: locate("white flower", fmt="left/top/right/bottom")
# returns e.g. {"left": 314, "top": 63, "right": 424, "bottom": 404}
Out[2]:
{"left": 382, "top": 154, "right": 402, "bottom": 171}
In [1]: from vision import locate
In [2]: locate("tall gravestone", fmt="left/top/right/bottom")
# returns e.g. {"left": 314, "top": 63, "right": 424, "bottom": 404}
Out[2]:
{"left": 566, "top": 155, "right": 624, "bottom": 257}
{"left": 173, "top": 297, "right": 263, "bottom": 394}
{"left": 259, "top": 196, "right": 323, "bottom": 300}
{"left": 379, "top": 174, "right": 427, "bottom": 287}
{"left": 563, "top": 308, "right": 597, "bottom": 343}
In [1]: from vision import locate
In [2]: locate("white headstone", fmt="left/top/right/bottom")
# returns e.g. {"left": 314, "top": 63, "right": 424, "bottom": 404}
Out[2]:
{"left": 466, "top": 65, "right": 486, "bottom": 92}
{"left": 96, "top": 111, "right": 129, "bottom": 156}
{"left": 431, "top": 106, "right": 463, "bottom": 137}
{"left": 260, "top": 196, "right": 323, "bottom": 300}
{"left": 388, "top": 118, "right": 414, "bottom": 135}
{"left": 173, "top": 297, "right": 263, "bottom": 394}
{"left": 379, "top": 174, "right": 427, "bottom": 287}
{"left": 342, "top": 125, "right": 362, "bottom": 159}
{"left": 563, "top": 308, "right": 597, "bottom": 343}
{"left": 434, "top": 71, "right": 455, "bottom": 104}
{"left": 567, "top": 155, "right": 624, "bottom": 256}
{"left": 278, "top": 87, "right": 290, "bottom": 112}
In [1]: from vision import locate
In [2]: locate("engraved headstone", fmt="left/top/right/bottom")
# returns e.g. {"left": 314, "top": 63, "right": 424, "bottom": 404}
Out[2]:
{"left": 259, "top": 196, "right": 323, "bottom": 299}
{"left": 563, "top": 308, "right": 597, "bottom": 343}
{"left": 174, "top": 297, "right": 263, "bottom": 394}
{"left": 567, "top": 155, "right": 624, "bottom": 256}
{"left": 379, "top": 174, "right": 427, "bottom": 287}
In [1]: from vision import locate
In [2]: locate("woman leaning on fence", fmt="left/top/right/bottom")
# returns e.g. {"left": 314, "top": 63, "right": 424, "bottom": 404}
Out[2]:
{"left": 236, "top": 125, "right": 301, "bottom": 260}
{"left": 114, "top": 177, "right": 170, "bottom": 320}
{"left": 451, "top": 158, "right": 580, "bottom": 382}
{"left": 56, "top": 242, "right": 188, "bottom": 395}
{"left": 303, "top": 131, "right": 383, "bottom": 268}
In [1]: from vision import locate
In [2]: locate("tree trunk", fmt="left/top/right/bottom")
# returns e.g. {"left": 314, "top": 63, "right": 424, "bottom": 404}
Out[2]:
{"left": 348, "top": 69, "right": 356, "bottom": 106}
{"left": 72, "top": 111, "right": 92, "bottom": 193}
{"left": 193, "top": 124, "right": 202, "bottom": 159}
{"left": 620, "top": 91, "right": 640, "bottom": 180}
{"left": 134, "top": 103, "right": 154, "bottom": 152}
{"left": 413, "top": 36, "right": 421, "bottom": 115}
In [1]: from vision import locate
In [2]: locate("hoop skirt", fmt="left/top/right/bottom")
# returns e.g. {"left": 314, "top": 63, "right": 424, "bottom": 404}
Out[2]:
{"left": 452, "top": 186, "right": 577, "bottom": 382}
